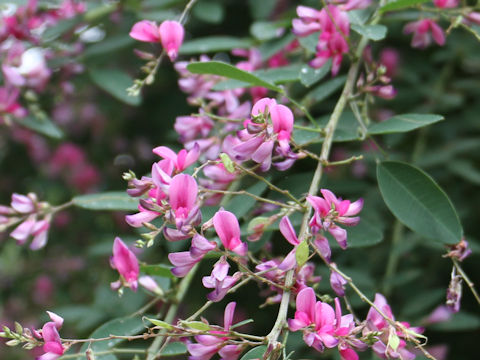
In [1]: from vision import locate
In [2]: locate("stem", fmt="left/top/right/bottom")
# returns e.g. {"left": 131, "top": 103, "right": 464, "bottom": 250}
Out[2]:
{"left": 382, "top": 219, "right": 404, "bottom": 296}
{"left": 452, "top": 258, "right": 480, "bottom": 306}
{"left": 146, "top": 263, "right": 199, "bottom": 360}
{"left": 60, "top": 348, "right": 147, "bottom": 359}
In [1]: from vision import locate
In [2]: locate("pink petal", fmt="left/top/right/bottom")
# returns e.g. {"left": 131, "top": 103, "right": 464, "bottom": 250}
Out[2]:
{"left": 213, "top": 210, "right": 241, "bottom": 251}
{"left": 430, "top": 20, "right": 446, "bottom": 46}
{"left": 251, "top": 97, "right": 276, "bottom": 116}
{"left": 129, "top": 20, "right": 161, "bottom": 42}
{"left": 112, "top": 237, "right": 139, "bottom": 284}
{"left": 159, "top": 20, "right": 184, "bottom": 61}
{"left": 46, "top": 312, "right": 63, "bottom": 329}
{"left": 270, "top": 104, "right": 293, "bottom": 137}
{"left": 42, "top": 322, "right": 61, "bottom": 343}
{"left": 152, "top": 146, "right": 178, "bottom": 163}
{"left": 296, "top": 287, "right": 316, "bottom": 322}
{"left": 223, "top": 301, "right": 236, "bottom": 330}
{"left": 279, "top": 216, "right": 299, "bottom": 245}
{"left": 278, "top": 248, "right": 297, "bottom": 271}
{"left": 169, "top": 174, "right": 198, "bottom": 216}
{"left": 328, "top": 225, "right": 347, "bottom": 249}
{"left": 125, "top": 210, "right": 159, "bottom": 228}
{"left": 343, "top": 198, "right": 363, "bottom": 216}
{"left": 11, "top": 193, "right": 35, "bottom": 213}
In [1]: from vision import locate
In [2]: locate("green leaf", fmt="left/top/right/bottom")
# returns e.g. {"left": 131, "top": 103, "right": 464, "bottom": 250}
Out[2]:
{"left": 377, "top": 161, "right": 462, "bottom": 244}
{"left": 431, "top": 312, "right": 480, "bottom": 331}
{"left": 160, "top": 342, "right": 188, "bottom": 356}
{"left": 240, "top": 345, "right": 267, "bottom": 360}
{"left": 42, "top": 16, "right": 82, "bottom": 42}
{"left": 72, "top": 191, "right": 139, "bottom": 211}
{"left": 180, "top": 37, "right": 253, "bottom": 55}
{"left": 250, "top": 21, "right": 286, "bottom": 41}
{"left": 448, "top": 160, "right": 480, "bottom": 185}
{"left": 83, "top": 35, "right": 135, "bottom": 59}
{"left": 298, "top": 33, "right": 318, "bottom": 54}
{"left": 144, "top": 317, "right": 173, "bottom": 330}
{"left": 17, "top": 116, "right": 64, "bottom": 139}
{"left": 351, "top": 24, "right": 387, "bottom": 41}
{"left": 213, "top": 64, "right": 301, "bottom": 91}
{"left": 193, "top": 1, "right": 224, "bottom": 24}
{"left": 181, "top": 321, "right": 210, "bottom": 331}
{"left": 388, "top": 332, "right": 400, "bottom": 351}
{"left": 187, "top": 61, "right": 281, "bottom": 91}
{"left": 140, "top": 264, "right": 174, "bottom": 278}
{"left": 303, "top": 75, "right": 347, "bottom": 105}
{"left": 299, "top": 62, "right": 331, "bottom": 87}
{"left": 368, "top": 114, "right": 444, "bottom": 135}
{"left": 379, "top": 0, "right": 431, "bottom": 13}
{"left": 343, "top": 217, "right": 384, "bottom": 248}
{"left": 89, "top": 68, "right": 141, "bottom": 106}
{"left": 295, "top": 241, "right": 309, "bottom": 267}
{"left": 79, "top": 317, "right": 145, "bottom": 354}
{"left": 220, "top": 153, "right": 235, "bottom": 173}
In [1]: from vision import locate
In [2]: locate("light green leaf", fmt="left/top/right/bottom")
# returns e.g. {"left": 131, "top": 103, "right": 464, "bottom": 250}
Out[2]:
{"left": 299, "top": 62, "right": 331, "bottom": 87}
{"left": 388, "top": 332, "right": 400, "bottom": 351}
{"left": 380, "top": 0, "right": 431, "bottom": 13}
{"left": 240, "top": 345, "right": 267, "bottom": 360}
{"left": 89, "top": 68, "right": 141, "bottom": 106}
{"left": 351, "top": 24, "right": 388, "bottom": 41}
{"left": 250, "top": 21, "right": 285, "bottom": 41}
{"left": 368, "top": 114, "right": 444, "bottom": 135}
{"left": 17, "top": 116, "right": 64, "bottom": 139}
{"left": 377, "top": 161, "right": 462, "bottom": 244}
{"left": 295, "top": 241, "right": 309, "bottom": 267}
{"left": 298, "top": 33, "right": 318, "bottom": 54}
{"left": 144, "top": 317, "right": 173, "bottom": 330}
{"left": 220, "top": 153, "right": 235, "bottom": 173}
{"left": 72, "top": 192, "right": 138, "bottom": 211}
{"left": 187, "top": 61, "right": 281, "bottom": 91}
{"left": 79, "top": 317, "right": 145, "bottom": 354}
{"left": 181, "top": 321, "right": 210, "bottom": 331}
{"left": 180, "top": 37, "right": 253, "bottom": 55}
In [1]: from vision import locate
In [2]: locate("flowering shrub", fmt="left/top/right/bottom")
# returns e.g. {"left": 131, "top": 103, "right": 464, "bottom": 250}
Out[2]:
{"left": 0, "top": 0, "right": 479, "bottom": 360}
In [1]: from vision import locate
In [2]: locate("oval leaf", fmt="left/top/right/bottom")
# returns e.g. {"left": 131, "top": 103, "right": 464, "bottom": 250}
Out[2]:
{"left": 295, "top": 241, "right": 309, "bottom": 267}
{"left": 144, "top": 317, "right": 173, "bottom": 330}
{"left": 180, "top": 36, "right": 253, "bottom": 55}
{"left": 380, "top": 0, "right": 431, "bottom": 12}
{"left": 368, "top": 114, "right": 444, "bottom": 135}
{"left": 73, "top": 192, "right": 139, "bottom": 211}
{"left": 377, "top": 161, "right": 462, "bottom": 244}
{"left": 181, "top": 321, "right": 210, "bottom": 331}
{"left": 160, "top": 342, "right": 188, "bottom": 356}
{"left": 17, "top": 115, "right": 64, "bottom": 139}
{"left": 140, "top": 264, "right": 175, "bottom": 278}
{"left": 351, "top": 24, "right": 387, "bottom": 41}
{"left": 79, "top": 317, "right": 145, "bottom": 353}
{"left": 240, "top": 345, "right": 267, "bottom": 360}
{"left": 186, "top": 61, "right": 281, "bottom": 91}
{"left": 89, "top": 68, "right": 141, "bottom": 106}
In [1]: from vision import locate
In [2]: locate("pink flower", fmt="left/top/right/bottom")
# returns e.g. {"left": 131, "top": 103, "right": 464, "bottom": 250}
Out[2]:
{"left": 433, "top": 0, "right": 458, "bottom": 8}
{"left": 403, "top": 19, "right": 445, "bottom": 49}
{"left": 174, "top": 115, "right": 214, "bottom": 143}
{"left": 111, "top": 237, "right": 139, "bottom": 291}
{"left": 202, "top": 256, "right": 241, "bottom": 302}
{"left": 169, "top": 234, "right": 216, "bottom": 277}
{"left": 187, "top": 302, "right": 243, "bottom": 360}
{"left": 307, "top": 189, "right": 363, "bottom": 249}
{"left": 36, "top": 312, "right": 64, "bottom": 360}
{"left": 11, "top": 193, "right": 36, "bottom": 213}
{"left": 130, "top": 20, "right": 184, "bottom": 61}
{"left": 379, "top": 48, "right": 400, "bottom": 78}
{"left": 159, "top": 20, "right": 185, "bottom": 61}
{"left": 168, "top": 174, "right": 200, "bottom": 230}
{"left": 153, "top": 143, "right": 200, "bottom": 173}
{"left": 213, "top": 210, "right": 247, "bottom": 256}
{"left": 278, "top": 216, "right": 301, "bottom": 271}
{"left": 10, "top": 215, "right": 50, "bottom": 250}
{"left": 288, "top": 287, "right": 338, "bottom": 352}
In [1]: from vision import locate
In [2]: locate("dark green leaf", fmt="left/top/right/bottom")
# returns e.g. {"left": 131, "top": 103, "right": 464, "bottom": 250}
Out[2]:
{"left": 42, "top": 16, "right": 82, "bottom": 42}
{"left": 298, "top": 33, "right": 318, "bottom": 54}
{"left": 351, "top": 24, "right": 387, "bottom": 41}
{"left": 193, "top": 1, "right": 224, "bottom": 24}
{"left": 79, "top": 317, "right": 145, "bottom": 353}
{"left": 303, "top": 75, "right": 347, "bottom": 105}
{"left": 89, "top": 68, "right": 141, "bottom": 106}
{"left": 448, "top": 160, "right": 480, "bottom": 185}
{"left": 160, "top": 342, "right": 188, "bottom": 356}
{"left": 380, "top": 0, "right": 431, "bottom": 13}
{"left": 343, "top": 217, "right": 384, "bottom": 248}
{"left": 368, "top": 114, "right": 444, "bottom": 135}
{"left": 431, "top": 312, "right": 480, "bottom": 331}
{"left": 83, "top": 35, "right": 135, "bottom": 59}
{"left": 299, "top": 61, "right": 331, "bottom": 87}
{"left": 377, "top": 161, "right": 462, "bottom": 244}
{"left": 72, "top": 192, "right": 139, "bottom": 211}
{"left": 240, "top": 345, "right": 267, "bottom": 360}
{"left": 140, "top": 264, "right": 174, "bottom": 278}
{"left": 17, "top": 116, "right": 64, "bottom": 139}
{"left": 187, "top": 61, "right": 281, "bottom": 91}
{"left": 180, "top": 37, "right": 253, "bottom": 55}
{"left": 250, "top": 21, "right": 286, "bottom": 41}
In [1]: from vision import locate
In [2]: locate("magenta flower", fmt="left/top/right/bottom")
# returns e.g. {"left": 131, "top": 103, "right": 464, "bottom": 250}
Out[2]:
{"left": 36, "top": 312, "right": 64, "bottom": 360}
{"left": 288, "top": 287, "right": 338, "bottom": 352}
{"left": 202, "top": 256, "right": 241, "bottom": 302}
{"left": 130, "top": 20, "right": 184, "bottom": 61}
{"left": 153, "top": 143, "right": 200, "bottom": 173}
{"left": 213, "top": 210, "right": 247, "bottom": 256}
{"left": 187, "top": 302, "right": 243, "bottom": 360}
{"left": 433, "top": 0, "right": 458, "bottom": 7}
{"left": 307, "top": 189, "right": 363, "bottom": 249}
{"left": 330, "top": 268, "right": 347, "bottom": 296}
{"left": 0, "top": 86, "right": 27, "bottom": 122}
{"left": 110, "top": 237, "right": 139, "bottom": 291}
{"left": 168, "top": 174, "right": 200, "bottom": 230}
{"left": 169, "top": 234, "right": 216, "bottom": 277}
{"left": 278, "top": 216, "right": 301, "bottom": 271}
{"left": 403, "top": 19, "right": 445, "bottom": 49}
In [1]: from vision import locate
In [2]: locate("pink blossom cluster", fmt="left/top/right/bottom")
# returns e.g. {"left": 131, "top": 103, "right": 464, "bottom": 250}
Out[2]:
{"left": 34, "top": 312, "right": 65, "bottom": 360}
{"left": 0, "top": 193, "right": 51, "bottom": 250}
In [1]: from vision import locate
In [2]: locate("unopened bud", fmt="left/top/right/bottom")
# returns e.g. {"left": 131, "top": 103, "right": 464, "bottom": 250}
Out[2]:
{"left": 86, "top": 348, "right": 96, "bottom": 360}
